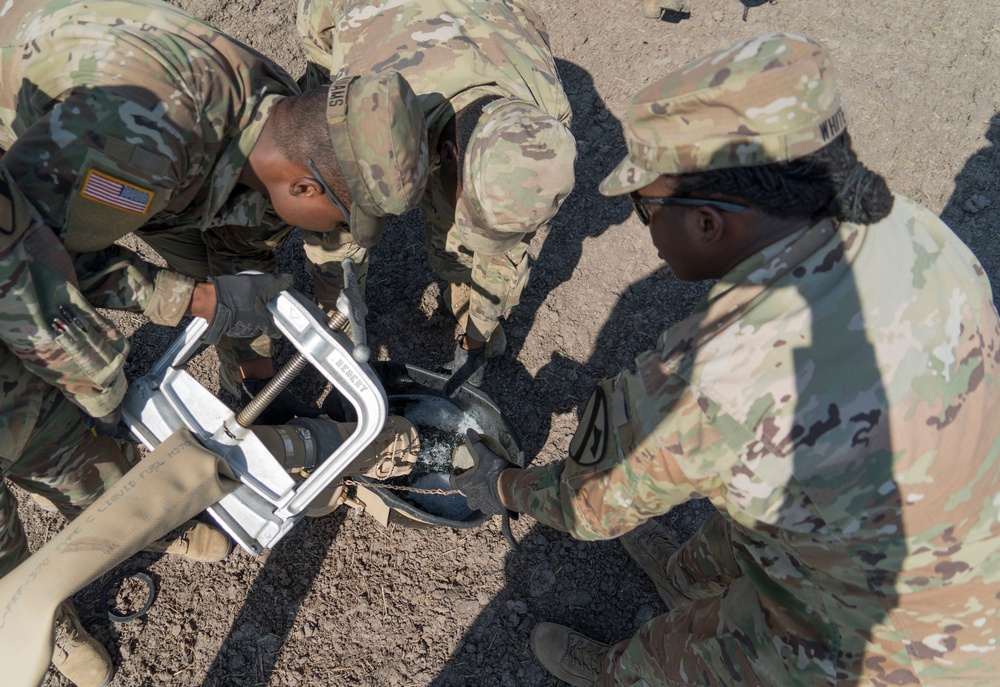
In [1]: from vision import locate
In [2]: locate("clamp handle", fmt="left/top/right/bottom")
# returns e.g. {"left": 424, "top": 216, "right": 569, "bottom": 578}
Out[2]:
{"left": 337, "top": 258, "right": 370, "bottom": 363}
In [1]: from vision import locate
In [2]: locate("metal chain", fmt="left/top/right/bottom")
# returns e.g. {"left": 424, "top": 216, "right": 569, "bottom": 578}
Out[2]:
{"left": 341, "top": 477, "right": 461, "bottom": 496}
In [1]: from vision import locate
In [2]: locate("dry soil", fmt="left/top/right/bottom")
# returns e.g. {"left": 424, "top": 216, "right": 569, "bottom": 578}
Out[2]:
{"left": 20, "top": 0, "right": 1000, "bottom": 685}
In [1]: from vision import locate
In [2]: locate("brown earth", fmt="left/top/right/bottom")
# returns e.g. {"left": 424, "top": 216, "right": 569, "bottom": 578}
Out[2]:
{"left": 19, "top": 0, "right": 1000, "bottom": 685}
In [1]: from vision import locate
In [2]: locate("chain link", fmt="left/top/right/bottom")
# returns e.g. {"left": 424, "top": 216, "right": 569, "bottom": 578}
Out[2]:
{"left": 341, "top": 477, "right": 461, "bottom": 496}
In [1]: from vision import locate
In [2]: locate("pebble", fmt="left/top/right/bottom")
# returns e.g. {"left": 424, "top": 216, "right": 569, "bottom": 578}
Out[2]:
{"left": 634, "top": 603, "right": 657, "bottom": 626}
{"left": 530, "top": 567, "right": 557, "bottom": 597}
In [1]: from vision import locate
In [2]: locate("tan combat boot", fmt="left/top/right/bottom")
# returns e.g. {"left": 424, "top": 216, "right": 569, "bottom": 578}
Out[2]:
{"left": 145, "top": 520, "right": 232, "bottom": 562}
{"left": 531, "top": 622, "right": 608, "bottom": 687}
{"left": 52, "top": 601, "right": 113, "bottom": 687}
{"left": 443, "top": 282, "right": 506, "bottom": 358}
{"left": 305, "top": 415, "right": 420, "bottom": 517}
{"left": 643, "top": 0, "right": 691, "bottom": 18}
{"left": 617, "top": 519, "right": 687, "bottom": 608}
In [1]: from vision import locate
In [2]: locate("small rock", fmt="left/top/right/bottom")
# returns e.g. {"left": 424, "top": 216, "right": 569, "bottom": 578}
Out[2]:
{"left": 505, "top": 599, "right": 528, "bottom": 615}
{"left": 712, "top": 10, "right": 724, "bottom": 21}
{"left": 530, "top": 567, "right": 557, "bottom": 597}
{"left": 559, "top": 590, "right": 593, "bottom": 607}
{"left": 634, "top": 603, "right": 657, "bottom": 626}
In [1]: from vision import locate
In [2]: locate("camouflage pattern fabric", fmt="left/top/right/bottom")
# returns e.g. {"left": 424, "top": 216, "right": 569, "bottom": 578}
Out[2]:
{"left": 0, "top": 168, "right": 132, "bottom": 578}
{"left": 0, "top": 387, "right": 131, "bottom": 578}
{"left": 601, "top": 32, "right": 846, "bottom": 195}
{"left": 0, "top": 0, "right": 302, "bottom": 367}
{"left": 297, "top": 0, "right": 575, "bottom": 342}
{"left": 502, "top": 198, "right": 1000, "bottom": 684}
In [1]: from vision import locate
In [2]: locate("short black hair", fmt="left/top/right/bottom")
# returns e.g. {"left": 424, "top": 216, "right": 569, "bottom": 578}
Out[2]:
{"left": 672, "top": 131, "right": 894, "bottom": 225}
{"left": 271, "top": 88, "right": 351, "bottom": 203}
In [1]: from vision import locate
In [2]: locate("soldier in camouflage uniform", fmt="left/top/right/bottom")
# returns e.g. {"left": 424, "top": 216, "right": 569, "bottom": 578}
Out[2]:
{"left": 454, "top": 33, "right": 1000, "bottom": 686}
{"left": 0, "top": 1, "right": 428, "bottom": 684}
{"left": 0, "top": 0, "right": 429, "bottom": 416}
{"left": 297, "top": 0, "right": 576, "bottom": 390}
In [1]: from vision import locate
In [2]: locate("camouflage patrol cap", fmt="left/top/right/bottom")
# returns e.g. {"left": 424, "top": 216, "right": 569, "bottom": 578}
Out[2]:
{"left": 457, "top": 99, "right": 576, "bottom": 255}
{"left": 600, "top": 33, "right": 846, "bottom": 196}
{"left": 327, "top": 72, "right": 430, "bottom": 247}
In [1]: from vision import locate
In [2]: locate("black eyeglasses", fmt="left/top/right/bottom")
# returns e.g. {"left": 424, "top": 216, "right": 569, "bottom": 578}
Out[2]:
{"left": 629, "top": 192, "right": 747, "bottom": 225}
{"left": 308, "top": 159, "right": 351, "bottom": 225}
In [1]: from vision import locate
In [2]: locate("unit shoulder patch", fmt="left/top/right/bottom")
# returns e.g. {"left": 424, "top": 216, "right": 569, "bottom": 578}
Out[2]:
{"left": 569, "top": 387, "right": 610, "bottom": 466}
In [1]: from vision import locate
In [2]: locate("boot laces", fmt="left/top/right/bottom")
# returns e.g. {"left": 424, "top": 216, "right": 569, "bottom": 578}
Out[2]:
{"left": 565, "top": 633, "right": 604, "bottom": 677}
{"left": 53, "top": 609, "right": 77, "bottom": 661}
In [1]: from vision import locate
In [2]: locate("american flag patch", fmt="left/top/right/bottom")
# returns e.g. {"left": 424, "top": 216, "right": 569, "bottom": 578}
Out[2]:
{"left": 80, "top": 170, "right": 154, "bottom": 215}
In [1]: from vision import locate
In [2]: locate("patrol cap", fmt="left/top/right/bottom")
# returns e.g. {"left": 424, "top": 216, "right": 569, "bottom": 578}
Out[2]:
{"left": 600, "top": 33, "right": 846, "bottom": 196}
{"left": 456, "top": 99, "right": 576, "bottom": 255}
{"left": 327, "top": 72, "right": 430, "bottom": 247}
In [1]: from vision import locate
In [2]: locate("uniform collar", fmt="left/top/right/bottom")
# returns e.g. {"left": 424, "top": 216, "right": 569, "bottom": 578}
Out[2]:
{"left": 200, "top": 93, "right": 285, "bottom": 229}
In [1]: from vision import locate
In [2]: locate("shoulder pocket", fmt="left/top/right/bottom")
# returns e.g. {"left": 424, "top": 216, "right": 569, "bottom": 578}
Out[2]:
{"left": 64, "top": 149, "right": 173, "bottom": 253}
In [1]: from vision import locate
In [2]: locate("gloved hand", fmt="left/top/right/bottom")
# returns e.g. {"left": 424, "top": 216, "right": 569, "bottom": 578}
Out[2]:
{"left": 202, "top": 272, "right": 294, "bottom": 344}
{"left": 451, "top": 429, "right": 517, "bottom": 516}
{"left": 320, "top": 388, "right": 358, "bottom": 423}
{"left": 443, "top": 339, "right": 487, "bottom": 397}
{"left": 239, "top": 377, "right": 322, "bottom": 426}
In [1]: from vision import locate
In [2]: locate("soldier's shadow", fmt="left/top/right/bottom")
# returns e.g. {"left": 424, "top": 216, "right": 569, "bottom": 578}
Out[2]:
{"left": 352, "top": 58, "right": 631, "bottom": 461}
{"left": 940, "top": 111, "right": 1000, "bottom": 308}
{"left": 424, "top": 258, "right": 712, "bottom": 685}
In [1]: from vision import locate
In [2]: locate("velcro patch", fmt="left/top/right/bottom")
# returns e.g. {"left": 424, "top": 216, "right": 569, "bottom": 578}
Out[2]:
{"left": 569, "top": 387, "right": 610, "bottom": 466}
{"left": 80, "top": 170, "right": 154, "bottom": 215}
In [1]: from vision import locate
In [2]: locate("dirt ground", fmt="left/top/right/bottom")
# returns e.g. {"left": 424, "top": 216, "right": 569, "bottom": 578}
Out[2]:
{"left": 18, "top": 0, "right": 1000, "bottom": 685}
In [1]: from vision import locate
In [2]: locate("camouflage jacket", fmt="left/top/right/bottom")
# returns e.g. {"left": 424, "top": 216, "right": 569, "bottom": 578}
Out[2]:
{"left": 504, "top": 197, "right": 1000, "bottom": 683}
{"left": 0, "top": 0, "right": 299, "bottom": 325}
{"left": 298, "top": 0, "right": 571, "bottom": 145}
{"left": 0, "top": 168, "right": 128, "bottom": 450}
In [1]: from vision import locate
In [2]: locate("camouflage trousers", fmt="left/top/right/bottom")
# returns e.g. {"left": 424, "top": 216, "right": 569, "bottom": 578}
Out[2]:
{"left": 138, "top": 217, "right": 293, "bottom": 371}
{"left": 0, "top": 350, "right": 131, "bottom": 578}
{"left": 604, "top": 511, "right": 792, "bottom": 686}
{"left": 306, "top": 170, "right": 529, "bottom": 342}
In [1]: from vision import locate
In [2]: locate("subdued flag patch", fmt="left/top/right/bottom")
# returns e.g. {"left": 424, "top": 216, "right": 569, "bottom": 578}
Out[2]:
{"left": 80, "top": 170, "right": 154, "bottom": 214}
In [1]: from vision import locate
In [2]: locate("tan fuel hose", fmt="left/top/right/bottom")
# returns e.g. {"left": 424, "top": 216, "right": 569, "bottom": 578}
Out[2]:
{"left": 0, "top": 428, "right": 237, "bottom": 687}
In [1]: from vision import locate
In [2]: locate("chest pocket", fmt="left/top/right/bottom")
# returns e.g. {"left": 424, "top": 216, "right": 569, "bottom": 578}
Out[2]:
{"left": 64, "top": 141, "right": 173, "bottom": 253}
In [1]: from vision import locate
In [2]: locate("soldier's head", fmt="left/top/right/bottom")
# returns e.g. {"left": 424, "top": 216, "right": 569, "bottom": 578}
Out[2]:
{"left": 437, "top": 97, "right": 576, "bottom": 254}
{"left": 601, "top": 33, "right": 893, "bottom": 281}
{"left": 256, "top": 72, "right": 429, "bottom": 243}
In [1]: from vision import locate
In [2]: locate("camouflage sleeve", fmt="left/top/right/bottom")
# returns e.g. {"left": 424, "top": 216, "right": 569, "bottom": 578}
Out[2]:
{"left": 72, "top": 247, "right": 196, "bottom": 327}
{"left": 500, "top": 361, "right": 731, "bottom": 540}
{"left": 2, "top": 87, "right": 188, "bottom": 254}
{"left": 0, "top": 221, "right": 129, "bottom": 419}
{"left": 296, "top": 0, "right": 340, "bottom": 87}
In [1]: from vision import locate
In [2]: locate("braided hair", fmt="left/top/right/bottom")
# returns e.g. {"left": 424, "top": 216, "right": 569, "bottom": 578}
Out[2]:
{"left": 673, "top": 131, "right": 894, "bottom": 225}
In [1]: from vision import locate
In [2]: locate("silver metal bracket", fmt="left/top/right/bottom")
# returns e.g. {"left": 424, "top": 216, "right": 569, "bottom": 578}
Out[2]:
{"left": 121, "top": 278, "right": 386, "bottom": 555}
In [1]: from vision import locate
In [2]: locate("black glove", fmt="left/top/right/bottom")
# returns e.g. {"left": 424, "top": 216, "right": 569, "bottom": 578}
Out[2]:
{"left": 85, "top": 409, "right": 135, "bottom": 442}
{"left": 451, "top": 429, "right": 516, "bottom": 516}
{"left": 239, "top": 377, "right": 322, "bottom": 426}
{"left": 443, "top": 340, "right": 487, "bottom": 397}
{"left": 320, "top": 388, "right": 358, "bottom": 423}
{"left": 203, "top": 272, "right": 294, "bottom": 344}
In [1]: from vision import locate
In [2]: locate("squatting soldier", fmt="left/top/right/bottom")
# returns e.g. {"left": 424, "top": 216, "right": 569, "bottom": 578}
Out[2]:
{"left": 297, "top": 0, "right": 577, "bottom": 390}
{"left": 453, "top": 34, "right": 1000, "bottom": 685}
{"left": 0, "top": 1, "right": 428, "bottom": 684}
{"left": 0, "top": 0, "right": 429, "bottom": 419}
{"left": 0, "top": 165, "right": 237, "bottom": 686}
